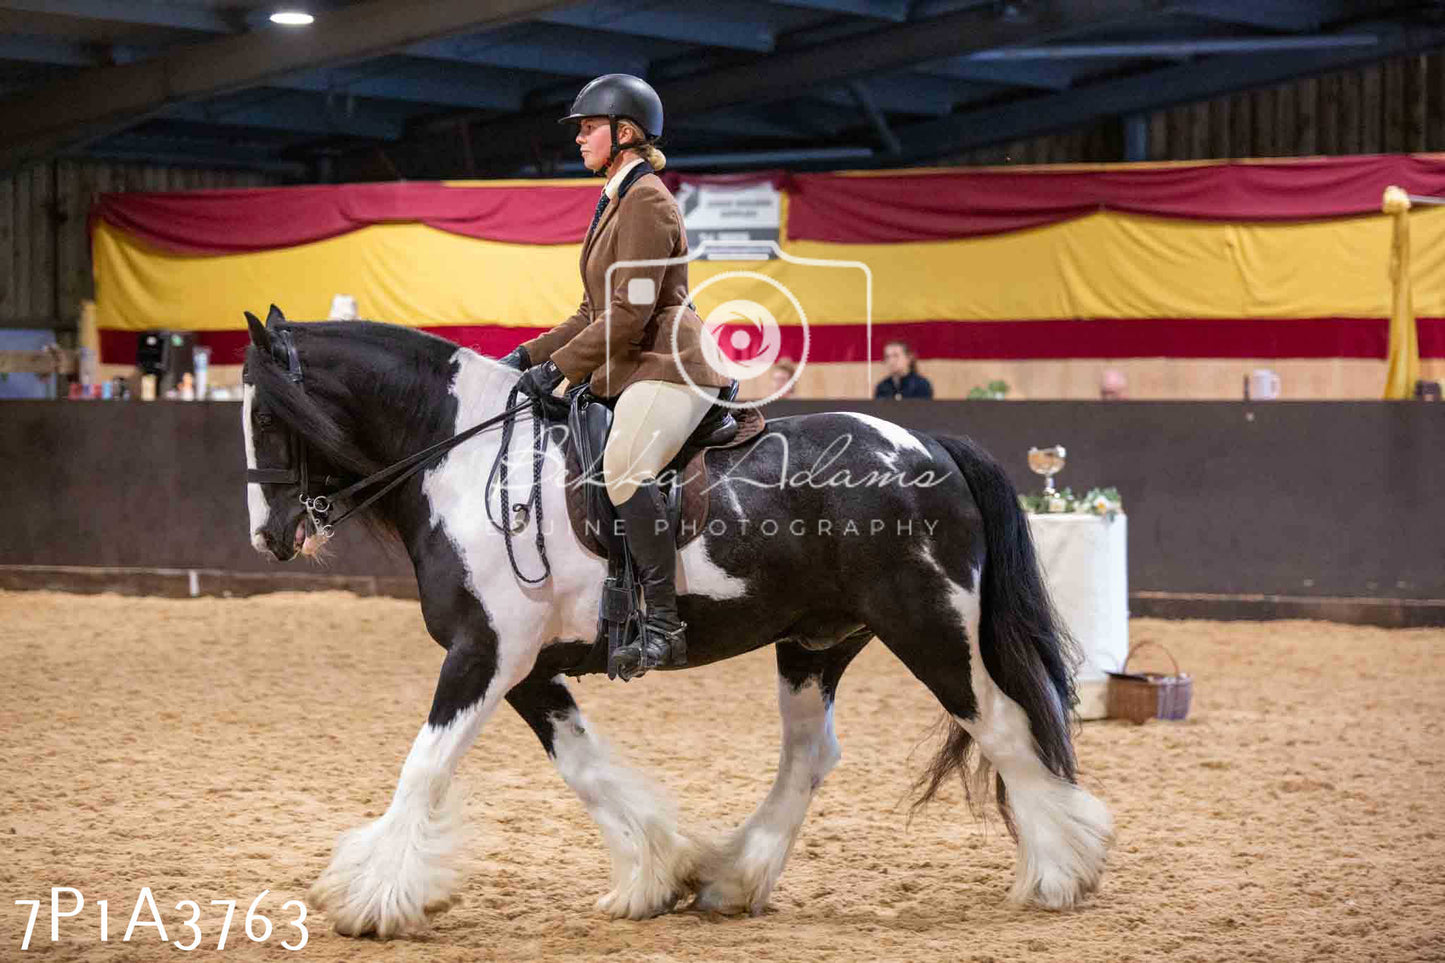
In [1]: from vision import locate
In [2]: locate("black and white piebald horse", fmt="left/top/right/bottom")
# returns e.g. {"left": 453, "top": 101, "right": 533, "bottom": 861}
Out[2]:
{"left": 241, "top": 310, "right": 1112, "bottom": 938}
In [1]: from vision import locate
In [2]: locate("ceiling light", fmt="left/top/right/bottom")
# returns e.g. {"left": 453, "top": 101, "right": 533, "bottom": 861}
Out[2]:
{"left": 270, "top": 10, "right": 314, "bottom": 26}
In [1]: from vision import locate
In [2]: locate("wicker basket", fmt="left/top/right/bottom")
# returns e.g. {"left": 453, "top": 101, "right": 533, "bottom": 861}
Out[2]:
{"left": 1105, "top": 641, "right": 1193, "bottom": 724}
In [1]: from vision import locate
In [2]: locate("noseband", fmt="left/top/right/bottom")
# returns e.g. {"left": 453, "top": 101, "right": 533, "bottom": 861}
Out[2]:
{"left": 245, "top": 327, "right": 533, "bottom": 547}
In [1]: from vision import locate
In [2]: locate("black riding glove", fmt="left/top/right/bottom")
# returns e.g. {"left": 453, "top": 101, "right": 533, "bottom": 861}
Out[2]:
{"left": 517, "top": 360, "right": 565, "bottom": 400}
{"left": 499, "top": 344, "right": 531, "bottom": 371}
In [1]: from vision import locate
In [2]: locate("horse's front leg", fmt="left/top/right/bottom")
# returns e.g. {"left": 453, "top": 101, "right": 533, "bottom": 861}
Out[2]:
{"left": 310, "top": 630, "right": 536, "bottom": 938}
{"left": 506, "top": 672, "right": 703, "bottom": 920}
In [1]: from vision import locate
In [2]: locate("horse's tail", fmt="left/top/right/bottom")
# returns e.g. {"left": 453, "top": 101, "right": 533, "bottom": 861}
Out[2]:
{"left": 915, "top": 434, "right": 1081, "bottom": 832}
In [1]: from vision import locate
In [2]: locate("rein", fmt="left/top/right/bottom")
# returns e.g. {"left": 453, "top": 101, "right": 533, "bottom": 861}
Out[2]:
{"left": 246, "top": 328, "right": 550, "bottom": 584}
{"left": 483, "top": 382, "right": 554, "bottom": 585}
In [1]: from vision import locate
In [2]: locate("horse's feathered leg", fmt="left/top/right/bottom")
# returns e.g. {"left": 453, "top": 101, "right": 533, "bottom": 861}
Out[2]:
{"left": 309, "top": 634, "right": 532, "bottom": 938}
{"left": 693, "top": 634, "right": 871, "bottom": 915}
{"left": 507, "top": 673, "right": 702, "bottom": 919}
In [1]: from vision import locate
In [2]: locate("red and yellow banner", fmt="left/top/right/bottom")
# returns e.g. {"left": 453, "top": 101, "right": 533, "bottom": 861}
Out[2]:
{"left": 92, "top": 156, "right": 1445, "bottom": 366}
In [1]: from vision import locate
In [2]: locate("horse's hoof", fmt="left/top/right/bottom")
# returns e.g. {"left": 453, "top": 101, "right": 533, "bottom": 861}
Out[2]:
{"left": 596, "top": 887, "right": 678, "bottom": 920}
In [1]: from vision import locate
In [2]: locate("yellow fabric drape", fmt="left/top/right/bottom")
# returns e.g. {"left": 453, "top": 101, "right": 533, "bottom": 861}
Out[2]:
{"left": 1382, "top": 186, "right": 1421, "bottom": 399}
{"left": 95, "top": 207, "right": 1445, "bottom": 336}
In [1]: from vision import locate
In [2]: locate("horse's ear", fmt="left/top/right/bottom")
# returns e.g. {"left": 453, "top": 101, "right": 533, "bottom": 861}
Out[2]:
{"left": 245, "top": 311, "right": 270, "bottom": 351}
{"left": 266, "top": 304, "right": 286, "bottom": 327}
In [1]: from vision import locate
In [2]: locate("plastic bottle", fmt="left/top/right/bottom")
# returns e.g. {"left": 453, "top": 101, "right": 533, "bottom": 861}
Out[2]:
{"left": 193, "top": 347, "right": 210, "bottom": 399}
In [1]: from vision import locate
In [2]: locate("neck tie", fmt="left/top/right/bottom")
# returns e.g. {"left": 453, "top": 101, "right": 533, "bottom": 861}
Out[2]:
{"left": 586, "top": 193, "right": 610, "bottom": 241}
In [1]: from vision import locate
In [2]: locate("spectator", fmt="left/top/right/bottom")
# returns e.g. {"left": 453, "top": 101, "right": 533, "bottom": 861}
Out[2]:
{"left": 875, "top": 339, "right": 933, "bottom": 399}
{"left": 1100, "top": 368, "right": 1128, "bottom": 400}
{"left": 768, "top": 357, "right": 797, "bottom": 398}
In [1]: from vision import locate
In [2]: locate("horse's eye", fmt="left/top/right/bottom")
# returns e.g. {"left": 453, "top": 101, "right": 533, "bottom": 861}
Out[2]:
{"left": 255, "top": 413, "right": 273, "bottom": 429}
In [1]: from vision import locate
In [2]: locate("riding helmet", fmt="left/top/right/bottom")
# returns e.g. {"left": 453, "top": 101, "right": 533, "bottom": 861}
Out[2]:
{"left": 558, "top": 73, "right": 664, "bottom": 139}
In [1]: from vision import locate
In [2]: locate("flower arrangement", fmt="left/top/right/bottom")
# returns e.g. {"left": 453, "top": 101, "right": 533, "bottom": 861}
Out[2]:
{"left": 1018, "top": 486, "right": 1124, "bottom": 519}
{"left": 967, "top": 380, "right": 1010, "bottom": 399}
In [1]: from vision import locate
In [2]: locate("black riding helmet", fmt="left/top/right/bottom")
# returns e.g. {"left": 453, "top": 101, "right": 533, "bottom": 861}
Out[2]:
{"left": 559, "top": 73, "right": 664, "bottom": 170}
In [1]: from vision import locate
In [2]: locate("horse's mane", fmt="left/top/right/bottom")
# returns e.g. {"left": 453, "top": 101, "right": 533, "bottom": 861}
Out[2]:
{"left": 245, "top": 317, "right": 492, "bottom": 484}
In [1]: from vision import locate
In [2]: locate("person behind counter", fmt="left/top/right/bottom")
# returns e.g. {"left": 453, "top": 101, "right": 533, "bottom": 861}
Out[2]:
{"left": 874, "top": 339, "right": 933, "bottom": 399}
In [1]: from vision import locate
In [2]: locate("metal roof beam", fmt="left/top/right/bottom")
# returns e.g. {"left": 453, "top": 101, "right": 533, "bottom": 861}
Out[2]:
{"left": 813, "top": 73, "right": 962, "bottom": 114}
{"left": 0, "top": 0, "right": 234, "bottom": 33}
{"left": 850, "top": 80, "right": 902, "bottom": 154}
{"left": 764, "top": 0, "right": 910, "bottom": 20}
{"left": 0, "top": 34, "right": 95, "bottom": 66}
{"left": 659, "top": 0, "right": 1154, "bottom": 114}
{"left": 158, "top": 97, "right": 407, "bottom": 141}
{"left": 669, "top": 105, "right": 821, "bottom": 139}
{"left": 0, "top": 0, "right": 582, "bottom": 173}
{"left": 405, "top": 33, "right": 648, "bottom": 77}
{"left": 63, "top": 134, "right": 308, "bottom": 174}
{"left": 907, "top": 0, "right": 996, "bottom": 17}
{"left": 917, "top": 57, "right": 1078, "bottom": 90}
{"left": 891, "top": 20, "right": 1445, "bottom": 162}
{"left": 538, "top": 1, "right": 777, "bottom": 51}
{"left": 668, "top": 98, "right": 860, "bottom": 138}
{"left": 967, "top": 34, "right": 1382, "bottom": 60}
{"left": 448, "top": 0, "right": 1155, "bottom": 171}
{"left": 1165, "top": 0, "right": 1379, "bottom": 32}
{"left": 274, "top": 62, "right": 528, "bottom": 110}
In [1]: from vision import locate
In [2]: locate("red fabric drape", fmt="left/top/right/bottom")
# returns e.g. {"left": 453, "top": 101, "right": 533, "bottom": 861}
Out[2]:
{"left": 786, "top": 155, "right": 1445, "bottom": 242}
{"left": 91, "top": 182, "right": 603, "bottom": 254}
{"left": 90, "top": 175, "right": 791, "bottom": 255}
{"left": 91, "top": 155, "right": 1445, "bottom": 254}
{"left": 99, "top": 317, "right": 1445, "bottom": 366}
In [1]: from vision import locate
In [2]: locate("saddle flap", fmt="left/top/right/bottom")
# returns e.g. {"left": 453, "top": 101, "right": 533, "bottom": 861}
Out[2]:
{"left": 564, "top": 390, "right": 621, "bottom": 554}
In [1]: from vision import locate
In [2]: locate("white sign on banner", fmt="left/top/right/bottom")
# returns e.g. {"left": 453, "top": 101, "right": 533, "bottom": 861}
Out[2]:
{"left": 674, "top": 180, "right": 781, "bottom": 260}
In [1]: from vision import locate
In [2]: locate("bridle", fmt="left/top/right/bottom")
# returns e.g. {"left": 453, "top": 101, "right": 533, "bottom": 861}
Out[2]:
{"left": 245, "top": 327, "right": 537, "bottom": 563}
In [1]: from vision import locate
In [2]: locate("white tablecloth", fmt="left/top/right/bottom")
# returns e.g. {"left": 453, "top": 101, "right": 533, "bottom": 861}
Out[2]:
{"left": 1026, "top": 513, "right": 1129, "bottom": 720}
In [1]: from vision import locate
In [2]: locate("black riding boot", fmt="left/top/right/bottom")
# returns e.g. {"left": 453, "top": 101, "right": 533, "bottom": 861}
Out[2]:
{"left": 611, "top": 480, "right": 686, "bottom": 680}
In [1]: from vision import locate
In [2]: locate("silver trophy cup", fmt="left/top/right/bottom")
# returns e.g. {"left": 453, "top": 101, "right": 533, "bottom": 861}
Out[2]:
{"left": 1027, "top": 445, "right": 1067, "bottom": 494}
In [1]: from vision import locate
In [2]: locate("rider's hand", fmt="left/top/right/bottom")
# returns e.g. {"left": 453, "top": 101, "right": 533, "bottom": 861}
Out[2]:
{"left": 517, "top": 360, "right": 564, "bottom": 400}
{"left": 499, "top": 345, "right": 531, "bottom": 371}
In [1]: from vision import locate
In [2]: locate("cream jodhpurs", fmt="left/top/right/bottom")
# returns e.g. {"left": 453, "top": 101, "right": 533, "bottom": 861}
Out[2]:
{"left": 602, "top": 380, "right": 722, "bottom": 505}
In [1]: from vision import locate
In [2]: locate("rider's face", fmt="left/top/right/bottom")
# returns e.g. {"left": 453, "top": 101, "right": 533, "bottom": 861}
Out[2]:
{"left": 576, "top": 117, "right": 613, "bottom": 173}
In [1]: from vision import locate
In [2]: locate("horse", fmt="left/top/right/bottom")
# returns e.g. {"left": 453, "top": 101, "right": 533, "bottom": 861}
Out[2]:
{"left": 240, "top": 309, "right": 1112, "bottom": 938}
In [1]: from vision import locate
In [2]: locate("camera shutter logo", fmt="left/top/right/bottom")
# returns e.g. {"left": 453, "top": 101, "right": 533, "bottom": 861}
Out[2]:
{"left": 701, "top": 299, "right": 783, "bottom": 381}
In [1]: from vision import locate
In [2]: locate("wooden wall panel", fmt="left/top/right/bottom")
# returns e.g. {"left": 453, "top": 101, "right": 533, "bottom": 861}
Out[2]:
{"left": 0, "top": 161, "right": 275, "bottom": 329}
{"left": 30, "top": 164, "right": 54, "bottom": 326}
{"left": 0, "top": 176, "right": 13, "bottom": 322}
{"left": 12, "top": 170, "right": 31, "bottom": 323}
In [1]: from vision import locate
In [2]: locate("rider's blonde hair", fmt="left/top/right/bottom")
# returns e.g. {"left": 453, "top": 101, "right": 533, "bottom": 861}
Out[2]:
{"left": 617, "top": 118, "right": 666, "bottom": 171}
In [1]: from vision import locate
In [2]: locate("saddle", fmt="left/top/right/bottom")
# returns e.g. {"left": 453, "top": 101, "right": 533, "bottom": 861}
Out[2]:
{"left": 537, "top": 381, "right": 766, "bottom": 677}
{"left": 560, "top": 381, "right": 765, "bottom": 558}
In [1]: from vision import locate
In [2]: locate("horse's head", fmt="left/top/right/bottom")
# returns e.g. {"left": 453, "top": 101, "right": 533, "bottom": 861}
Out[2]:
{"left": 239, "top": 305, "right": 516, "bottom": 561}
{"left": 241, "top": 305, "right": 353, "bottom": 561}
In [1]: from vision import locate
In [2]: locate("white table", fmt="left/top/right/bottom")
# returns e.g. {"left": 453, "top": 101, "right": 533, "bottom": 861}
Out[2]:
{"left": 1026, "top": 513, "right": 1129, "bottom": 720}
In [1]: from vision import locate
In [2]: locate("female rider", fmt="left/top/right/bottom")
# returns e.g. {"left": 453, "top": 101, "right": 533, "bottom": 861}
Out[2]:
{"left": 500, "top": 74, "right": 731, "bottom": 680}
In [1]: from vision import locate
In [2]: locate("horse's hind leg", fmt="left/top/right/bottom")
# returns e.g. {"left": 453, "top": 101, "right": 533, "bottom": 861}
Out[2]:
{"left": 870, "top": 578, "right": 1111, "bottom": 910}
{"left": 693, "top": 633, "right": 871, "bottom": 915}
{"left": 507, "top": 673, "right": 700, "bottom": 920}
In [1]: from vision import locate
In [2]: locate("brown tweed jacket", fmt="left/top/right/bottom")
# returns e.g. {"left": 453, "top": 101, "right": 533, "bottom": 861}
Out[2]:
{"left": 521, "top": 171, "right": 732, "bottom": 398}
